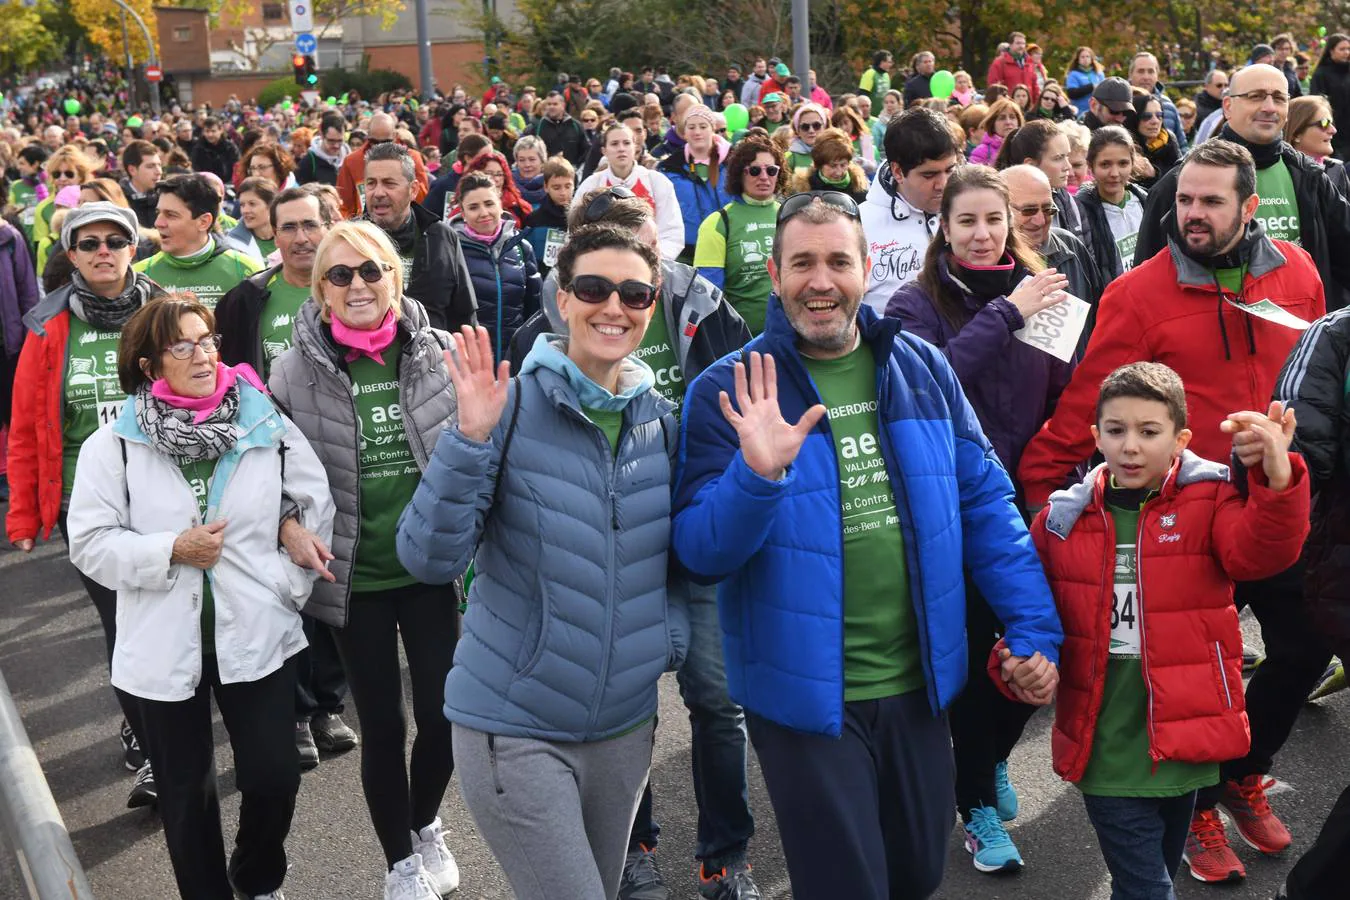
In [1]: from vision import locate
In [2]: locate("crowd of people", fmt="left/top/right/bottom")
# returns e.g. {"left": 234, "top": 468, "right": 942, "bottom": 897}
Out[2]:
{"left": 4, "top": 25, "right": 1350, "bottom": 900}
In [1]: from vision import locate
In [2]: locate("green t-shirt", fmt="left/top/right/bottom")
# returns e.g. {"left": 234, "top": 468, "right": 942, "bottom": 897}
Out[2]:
{"left": 859, "top": 67, "right": 891, "bottom": 108}
{"left": 133, "top": 240, "right": 263, "bottom": 310}
{"left": 260, "top": 274, "right": 310, "bottom": 379}
{"left": 1255, "top": 159, "right": 1301, "bottom": 245}
{"left": 255, "top": 236, "right": 277, "bottom": 259}
{"left": 350, "top": 340, "right": 420, "bottom": 591}
{"left": 62, "top": 317, "right": 128, "bottom": 498}
{"left": 584, "top": 407, "right": 624, "bottom": 456}
{"left": 1215, "top": 265, "right": 1246, "bottom": 295}
{"left": 7, "top": 180, "right": 38, "bottom": 241}
{"left": 1078, "top": 503, "right": 1219, "bottom": 797}
{"left": 177, "top": 456, "right": 217, "bottom": 656}
{"left": 801, "top": 344, "right": 923, "bottom": 701}
{"left": 631, "top": 299, "right": 685, "bottom": 419}
{"left": 693, "top": 199, "right": 778, "bottom": 336}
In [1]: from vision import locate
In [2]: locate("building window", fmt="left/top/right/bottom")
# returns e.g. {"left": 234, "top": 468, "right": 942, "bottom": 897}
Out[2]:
{"left": 173, "top": 26, "right": 192, "bottom": 41}
{"left": 263, "top": 3, "right": 284, "bottom": 20}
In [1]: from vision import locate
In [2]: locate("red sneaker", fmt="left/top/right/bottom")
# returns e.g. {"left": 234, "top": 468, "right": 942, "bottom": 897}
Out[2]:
{"left": 1219, "top": 775, "right": 1293, "bottom": 855}
{"left": 1183, "top": 809, "right": 1246, "bottom": 883}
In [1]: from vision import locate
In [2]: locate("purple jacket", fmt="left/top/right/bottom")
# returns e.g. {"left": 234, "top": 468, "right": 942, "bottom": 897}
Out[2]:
{"left": 886, "top": 254, "right": 1073, "bottom": 483}
{"left": 968, "top": 132, "right": 1003, "bottom": 166}
{"left": 0, "top": 222, "right": 38, "bottom": 358}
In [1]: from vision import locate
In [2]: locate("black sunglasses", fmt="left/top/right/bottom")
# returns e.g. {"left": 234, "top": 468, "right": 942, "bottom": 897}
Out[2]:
{"left": 797, "top": 121, "right": 824, "bottom": 132}
{"left": 567, "top": 274, "right": 658, "bottom": 309}
{"left": 324, "top": 260, "right": 390, "bottom": 287}
{"left": 54, "top": 170, "right": 79, "bottom": 179}
{"left": 582, "top": 185, "right": 638, "bottom": 224}
{"left": 747, "top": 164, "right": 780, "bottom": 177}
{"left": 776, "top": 191, "right": 861, "bottom": 226}
{"left": 75, "top": 235, "right": 133, "bottom": 253}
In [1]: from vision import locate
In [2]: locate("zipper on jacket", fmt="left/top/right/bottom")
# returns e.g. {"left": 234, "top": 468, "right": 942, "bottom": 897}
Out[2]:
{"left": 1133, "top": 480, "right": 1172, "bottom": 766}
{"left": 1088, "top": 502, "right": 1114, "bottom": 775}
{"left": 1215, "top": 641, "right": 1234, "bottom": 708}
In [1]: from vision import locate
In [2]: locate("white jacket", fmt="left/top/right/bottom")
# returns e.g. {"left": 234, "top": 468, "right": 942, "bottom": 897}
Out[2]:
{"left": 68, "top": 382, "right": 335, "bottom": 702}
{"left": 572, "top": 165, "right": 685, "bottom": 261}
{"left": 859, "top": 166, "right": 940, "bottom": 315}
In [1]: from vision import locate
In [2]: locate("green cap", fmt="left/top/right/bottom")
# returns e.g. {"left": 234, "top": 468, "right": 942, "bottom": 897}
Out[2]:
{"left": 126, "top": 115, "right": 143, "bottom": 127}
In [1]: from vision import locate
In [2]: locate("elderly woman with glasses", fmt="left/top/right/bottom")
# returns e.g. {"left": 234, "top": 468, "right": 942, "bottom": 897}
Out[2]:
{"left": 396, "top": 224, "right": 689, "bottom": 900}
{"left": 267, "top": 220, "right": 462, "bottom": 900}
{"left": 66, "top": 293, "right": 334, "bottom": 900}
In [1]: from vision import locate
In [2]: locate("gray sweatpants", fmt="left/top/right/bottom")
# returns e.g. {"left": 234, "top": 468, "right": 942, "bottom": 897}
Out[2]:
{"left": 453, "top": 720, "right": 654, "bottom": 900}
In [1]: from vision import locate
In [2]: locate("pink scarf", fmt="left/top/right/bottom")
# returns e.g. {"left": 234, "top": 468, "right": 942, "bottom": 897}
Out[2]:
{"left": 685, "top": 135, "right": 732, "bottom": 167}
{"left": 465, "top": 219, "right": 504, "bottom": 244}
{"left": 151, "top": 362, "right": 267, "bottom": 424}
{"left": 331, "top": 308, "right": 398, "bottom": 365}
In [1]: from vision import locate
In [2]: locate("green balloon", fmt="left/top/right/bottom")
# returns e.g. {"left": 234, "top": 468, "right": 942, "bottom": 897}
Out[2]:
{"left": 930, "top": 70, "right": 956, "bottom": 100}
{"left": 326, "top": 96, "right": 336, "bottom": 104}
{"left": 63, "top": 98, "right": 81, "bottom": 115}
{"left": 1320, "top": 25, "right": 1328, "bottom": 36}
{"left": 339, "top": 93, "right": 349, "bottom": 104}
{"left": 723, "top": 102, "right": 749, "bottom": 134}
{"left": 281, "top": 100, "right": 293, "bottom": 109}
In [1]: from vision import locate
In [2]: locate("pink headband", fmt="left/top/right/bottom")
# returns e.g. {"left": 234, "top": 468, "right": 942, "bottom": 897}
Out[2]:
{"left": 681, "top": 105, "right": 718, "bottom": 133}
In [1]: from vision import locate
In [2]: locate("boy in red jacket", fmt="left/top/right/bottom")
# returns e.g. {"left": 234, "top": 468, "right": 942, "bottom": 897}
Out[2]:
{"left": 1030, "top": 362, "right": 1309, "bottom": 898}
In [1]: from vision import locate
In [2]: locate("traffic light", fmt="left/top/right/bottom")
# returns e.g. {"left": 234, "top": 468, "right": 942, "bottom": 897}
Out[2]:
{"left": 293, "top": 54, "right": 306, "bottom": 85}
{"left": 292, "top": 54, "right": 318, "bottom": 86}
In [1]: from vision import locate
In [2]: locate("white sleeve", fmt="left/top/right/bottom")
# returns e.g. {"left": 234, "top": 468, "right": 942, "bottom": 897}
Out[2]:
{"left": 276, "top": 416, "right": 337, "bottom": 601}
{"left": 651, "top": 170, "right": 686, "bottom": 260}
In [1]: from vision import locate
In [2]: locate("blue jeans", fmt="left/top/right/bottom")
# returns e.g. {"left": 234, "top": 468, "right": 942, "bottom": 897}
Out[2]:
{"left": 1082, "top": 792, "right": 1197, "bottom": 900}
{"left": 630, "top": 578, "right": 754, "bottom": 864}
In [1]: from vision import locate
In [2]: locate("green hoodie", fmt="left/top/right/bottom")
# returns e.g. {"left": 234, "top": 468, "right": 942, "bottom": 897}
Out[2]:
{"left": 134, "top": 236, "right": 262, "bottom": 309}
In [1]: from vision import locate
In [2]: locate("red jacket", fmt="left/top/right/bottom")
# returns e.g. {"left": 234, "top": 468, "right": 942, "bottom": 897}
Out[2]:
{"left": 1032, "top": 451, "right": 1310, "bottom": 782}
{"left": 1019, "top": 236, "right": 1325, "bottom": 505}
{"left": 985, "top": 52, "right": 1041, "bottom": 106}
{"left": 6, "top": 309, "right": 72, "bottom": 544}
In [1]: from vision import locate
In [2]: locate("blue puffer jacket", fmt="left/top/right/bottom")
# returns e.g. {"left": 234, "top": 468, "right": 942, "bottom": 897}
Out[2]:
{"left": 672, "top": 300, "right": 1063, "bottom": 736}
{"left": 395, "top": 344, "right": 689, "bottom": 742}
{"left": 657, "top": 154, "right": 732, "bottom": 259}
{"left": 450, "top": 218, "right": 542, "bottom": 362}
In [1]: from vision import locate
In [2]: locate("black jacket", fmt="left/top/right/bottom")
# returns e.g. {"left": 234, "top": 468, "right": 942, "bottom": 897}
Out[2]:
{"left": 216, "top": 263, "right": 283, "bottom": 372}
{"left": 903, "top": 73, "right": 932, "bottom": 107}
{"left": 295, "top": 149, "right": 340, "bottom": 186}
{"left": 1075, "top": 181, "right": 1149, "bottom": 289}
{"left": 1193, "top": 89, "right": 1223, "bottom": 131}
{"left": 1134, "top": 132, "right": 1182, "bottom": 191}
{"left": 119, "top": 177, "right": 158, "bottom": 229}
{"left": 1312, "top": 60, "right": 1350, "bottom": 162}
{"left": 1042, "top": 226, "right": 1104, "bottom": 358}
{"left": 189, "top": 137, "right": 239, "bottom": 184}
{"left": 404, "top": 202, "right": 478, "bottom": 331}
{"left": 1053, "top": 186, "right": 1090, "bottom": 257}
{"left": 528, "top": 116, "right": 589, "bottom": 166}
{"left": 1134, "top": 136, "right": 1350, "bottom": 310}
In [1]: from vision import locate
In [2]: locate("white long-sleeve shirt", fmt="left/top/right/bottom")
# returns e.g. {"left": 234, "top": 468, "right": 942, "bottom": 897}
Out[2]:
{"left": 573, "top": 164, "right": 686, "bottom": 261}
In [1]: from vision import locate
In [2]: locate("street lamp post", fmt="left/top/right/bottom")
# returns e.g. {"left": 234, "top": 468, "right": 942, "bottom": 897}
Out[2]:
{"left": 106, "top": 0, "right": 161, "bottom": 115}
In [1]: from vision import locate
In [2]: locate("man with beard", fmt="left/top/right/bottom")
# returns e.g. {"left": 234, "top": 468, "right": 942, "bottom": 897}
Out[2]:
{"left": 1019, "top": 141, "right": 1327, "bottom": 885}
{"left": 1134, "top": 64, "right": 1350, "bottom": 309}
{"left": 362, "top": 141, "right": 476, "bottom": 331}
{"left": 673, "top": 194, "right": 1063, "bottom": 900}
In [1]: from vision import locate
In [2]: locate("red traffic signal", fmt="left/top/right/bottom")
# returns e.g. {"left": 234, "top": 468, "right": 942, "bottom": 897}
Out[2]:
{"left": 293, "top": 55, "right": 307, "bottom": 84}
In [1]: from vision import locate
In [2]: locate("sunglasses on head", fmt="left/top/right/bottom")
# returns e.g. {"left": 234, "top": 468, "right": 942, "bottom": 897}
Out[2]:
{"left": 776, "top": 190, "right": 861, "bottom": 226}
{"left": 746, "top": 164, "right": 780, "bottom": 177}
{"left": 323, "top": 260, "right": 390, "bottom": 287}
{"left": 75, "top": 234, "right": 133, "bottom": 253}
{"left": 567, "top": 274, "right": 658, "bottom": 309}
{"left": 582, "top": 185, "right": 638, "bottom": 224}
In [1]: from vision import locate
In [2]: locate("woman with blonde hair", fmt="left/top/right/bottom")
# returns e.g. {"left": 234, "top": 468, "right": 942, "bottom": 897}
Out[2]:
{"left": 31, "top": 145, "right": 92, "bottom": 252}
{"left": 268, "top": 220, "right": 461, "bottom": 900}
{"left": 969, "top": 98, "right": 1024, "bottom": 165}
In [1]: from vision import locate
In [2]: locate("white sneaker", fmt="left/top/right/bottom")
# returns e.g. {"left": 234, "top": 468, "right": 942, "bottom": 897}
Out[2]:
{"left": 412, "top": 817, "right": 460, "bottom": 895}
{"left": 383, "top": 853, "right": 440, "bottom": 900}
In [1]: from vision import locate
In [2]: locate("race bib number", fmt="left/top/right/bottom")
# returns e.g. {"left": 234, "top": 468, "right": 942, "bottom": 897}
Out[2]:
{"left": 1110, "top": 583, "right": 1139, "bottom": 655}
{"left": 1013, "top": 292, "right": 1090, "bottom": 363}
{"left": 20, "top": 207, "right": 35, "bottom": 226}
{"left": 543, "top": 228, "right": 565, "bottom": 267}
{"left": 400, "top": 254, "right": 415, "bottom": 286}
{"left": 1116, "top": 232, "right": 1138, "bottom": 271}
{"left": 1224, "top": 297, "right": 1311, "bottom": 331}
{"left": 96, "top": 398, "right": 123, "bottom": 427}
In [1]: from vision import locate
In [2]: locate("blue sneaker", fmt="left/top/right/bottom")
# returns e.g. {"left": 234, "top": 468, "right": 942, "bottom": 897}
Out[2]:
{"left": 964, "top": 806, "right": 1024, "bottom": 873}
{"left": 994, "top": 760, "right": 1019, "bottom": 821}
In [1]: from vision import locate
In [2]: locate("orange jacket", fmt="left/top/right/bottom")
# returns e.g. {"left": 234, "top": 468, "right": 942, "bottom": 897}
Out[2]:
{"left": 6, "top": 309, "right": 72, "bottom": 544}
{"left": 1018, "top": 236, "right": 1325, "bottom": 506}
{"left": 337, "top": 143, "right": 431, "bottom": 219}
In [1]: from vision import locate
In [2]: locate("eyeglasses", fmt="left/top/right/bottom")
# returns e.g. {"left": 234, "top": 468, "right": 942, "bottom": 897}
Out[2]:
{"left": 566, "top": 274, "right": 658, "bottom": 309}
{"left": 248, "top": 164, "right": 275, "bottom": 173}
{"left": 74, "top": 235, "right": 133, "bottom": 253}
{"left": 582, "top": 185, "right": 637, "bottom": 224}
{"left": 797, "top": 120, "right": 823, "bottom": 132}
{"left": 53, "top": 170, "right": 78, "bottom": 180}
{"left": 1012, "top": 204, "right": 1058, "bottom": 220}
{"left": 323, "top": 260, "right": 390, "bottom": 287}
{"left": 276, "top": 220, "right": 327, "bottom": 237}
{"left": 165, "top": 335, "right": 222, "bottom": 359}
{"left": 746, "top": 164, "right": 780, "bottom": 177}
{"left": 365, "top": 137, "right": 392, "bottom": 146}
{"left": 1138, "top": 111, "right": 1161, "bottom": 121}
{"left": 1230, "top": 89, "right": 1289, "bottom": 105}
{"left": 776, "top": 191, "right": 861, "bottom": 226}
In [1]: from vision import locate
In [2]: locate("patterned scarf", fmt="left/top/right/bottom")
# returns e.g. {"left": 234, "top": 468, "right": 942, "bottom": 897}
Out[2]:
{"left": 68, "top": 271, "right": 159, "bottom": 331}
{"left": 134, "top": 381, "right": 241, "bottom": 462}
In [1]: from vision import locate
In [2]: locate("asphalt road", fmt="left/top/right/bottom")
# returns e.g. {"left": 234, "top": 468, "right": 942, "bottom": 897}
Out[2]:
{"left": 2, "top": 520, "right": 1348, "bottom": 899}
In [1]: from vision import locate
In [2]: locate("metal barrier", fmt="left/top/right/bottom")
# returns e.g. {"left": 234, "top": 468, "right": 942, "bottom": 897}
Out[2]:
{"left": 0, "top": 665, "right": 94, "bottom": 899}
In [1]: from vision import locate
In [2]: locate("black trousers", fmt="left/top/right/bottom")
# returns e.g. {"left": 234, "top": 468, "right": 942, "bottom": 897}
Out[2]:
{"left": 295, "top": 614, "right": 348, "bottom": 718}
{"left": 948, "top": 585, "right": 1039, "bottom": 818}
{"left": 1197, "top": 562, "right": 1331, "bottom": 810}
{"left": 0, "top": 348, "right": 18, "bottom": 429}
{"left": 1284, "top": 781, "right": 1350, "bottom": 899}
{"left": 137, "top": 655, "right": 300, "bottom": 900}
{"left": 333, "top": 581, "right": 459, "bottom": 868}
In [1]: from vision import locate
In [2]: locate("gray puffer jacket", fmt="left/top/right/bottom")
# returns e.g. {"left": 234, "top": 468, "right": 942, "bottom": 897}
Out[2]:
{"left": 268, "top": 297, "right": 454, "bottom": 627}
{"left": 395, "top": 346, "right": 689, "bottom": 741}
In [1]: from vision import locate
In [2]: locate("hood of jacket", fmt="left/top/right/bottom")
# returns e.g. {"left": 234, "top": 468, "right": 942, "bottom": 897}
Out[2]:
{"left": 520, "top": 333, "right": 657, "bottom": 411}
{"left": 1165, "top": 217, "right": 1286, "bottom": 287}
{"left": 308, "top": 134, "right": 350, "bottom": 169}
{"left": 863, "top": 164, "right": 935, "bottom": 225}
{"left": 1044, "top": 450, "right": 1229, "bottom": 540}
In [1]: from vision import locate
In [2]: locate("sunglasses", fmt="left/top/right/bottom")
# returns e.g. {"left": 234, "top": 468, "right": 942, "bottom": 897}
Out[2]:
{"left": 582, "top": 185, "right": 637, "bottom": 224}
{"left": 165, "top": 334, "right": 222, "bottom": 360}
{"left": 746, "top": 164, "right": 780, "bottom": 177}
{"left": 567, "top": 274, "right": 658, "bottom": 309}
{"left": 365, "top": 137, "right": 392, "bottom": 146}
{"left": 54, "top": 170, "right": 79, "bottom": 180}
{"left": 797, "top": 121, "right": 823, "bottom": 132}
{"left": 324, "top": 260, "right": 390, "bottom": 287}
{"left": 75, "top": 234, "right": 133, "bottom": 252}
{"left": 1138, "top": 111, "right": 1161, "bottom": 121}
{"left": 776, "top": 190, "right": 861, "bottom": 226}
{"left": 1314, "top": 118, "right": 1335, "bottom": 130}
{"left": 1013, "top": 204, "right": 1058, "bottom": 220}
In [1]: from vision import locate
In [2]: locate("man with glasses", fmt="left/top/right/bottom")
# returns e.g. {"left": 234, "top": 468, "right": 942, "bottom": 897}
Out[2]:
{"left": 1002, "top": 165, "right": 1101, "bottom": 354}
{"left": 337, "top": 112, "right": 432, "bottom": 219}
{"left": 1195, "top": 69, "right": 1229, "bottom": 128}
{"left": 296, "top": 112, "right": 350, "bottom": 187}
{"left": 1135, "top": 63, "right": 1350, "bottom": 307}
{"left": 673, "top": 192, "right": 1061, "bottom": 900}
{"left": 1085, "top": 77, "right": 1133, "bottom": 131}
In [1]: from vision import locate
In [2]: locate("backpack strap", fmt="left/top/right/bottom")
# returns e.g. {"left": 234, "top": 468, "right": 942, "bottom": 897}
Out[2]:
{"left": 488, "top": 376, "right": 523, "bottom": 516}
